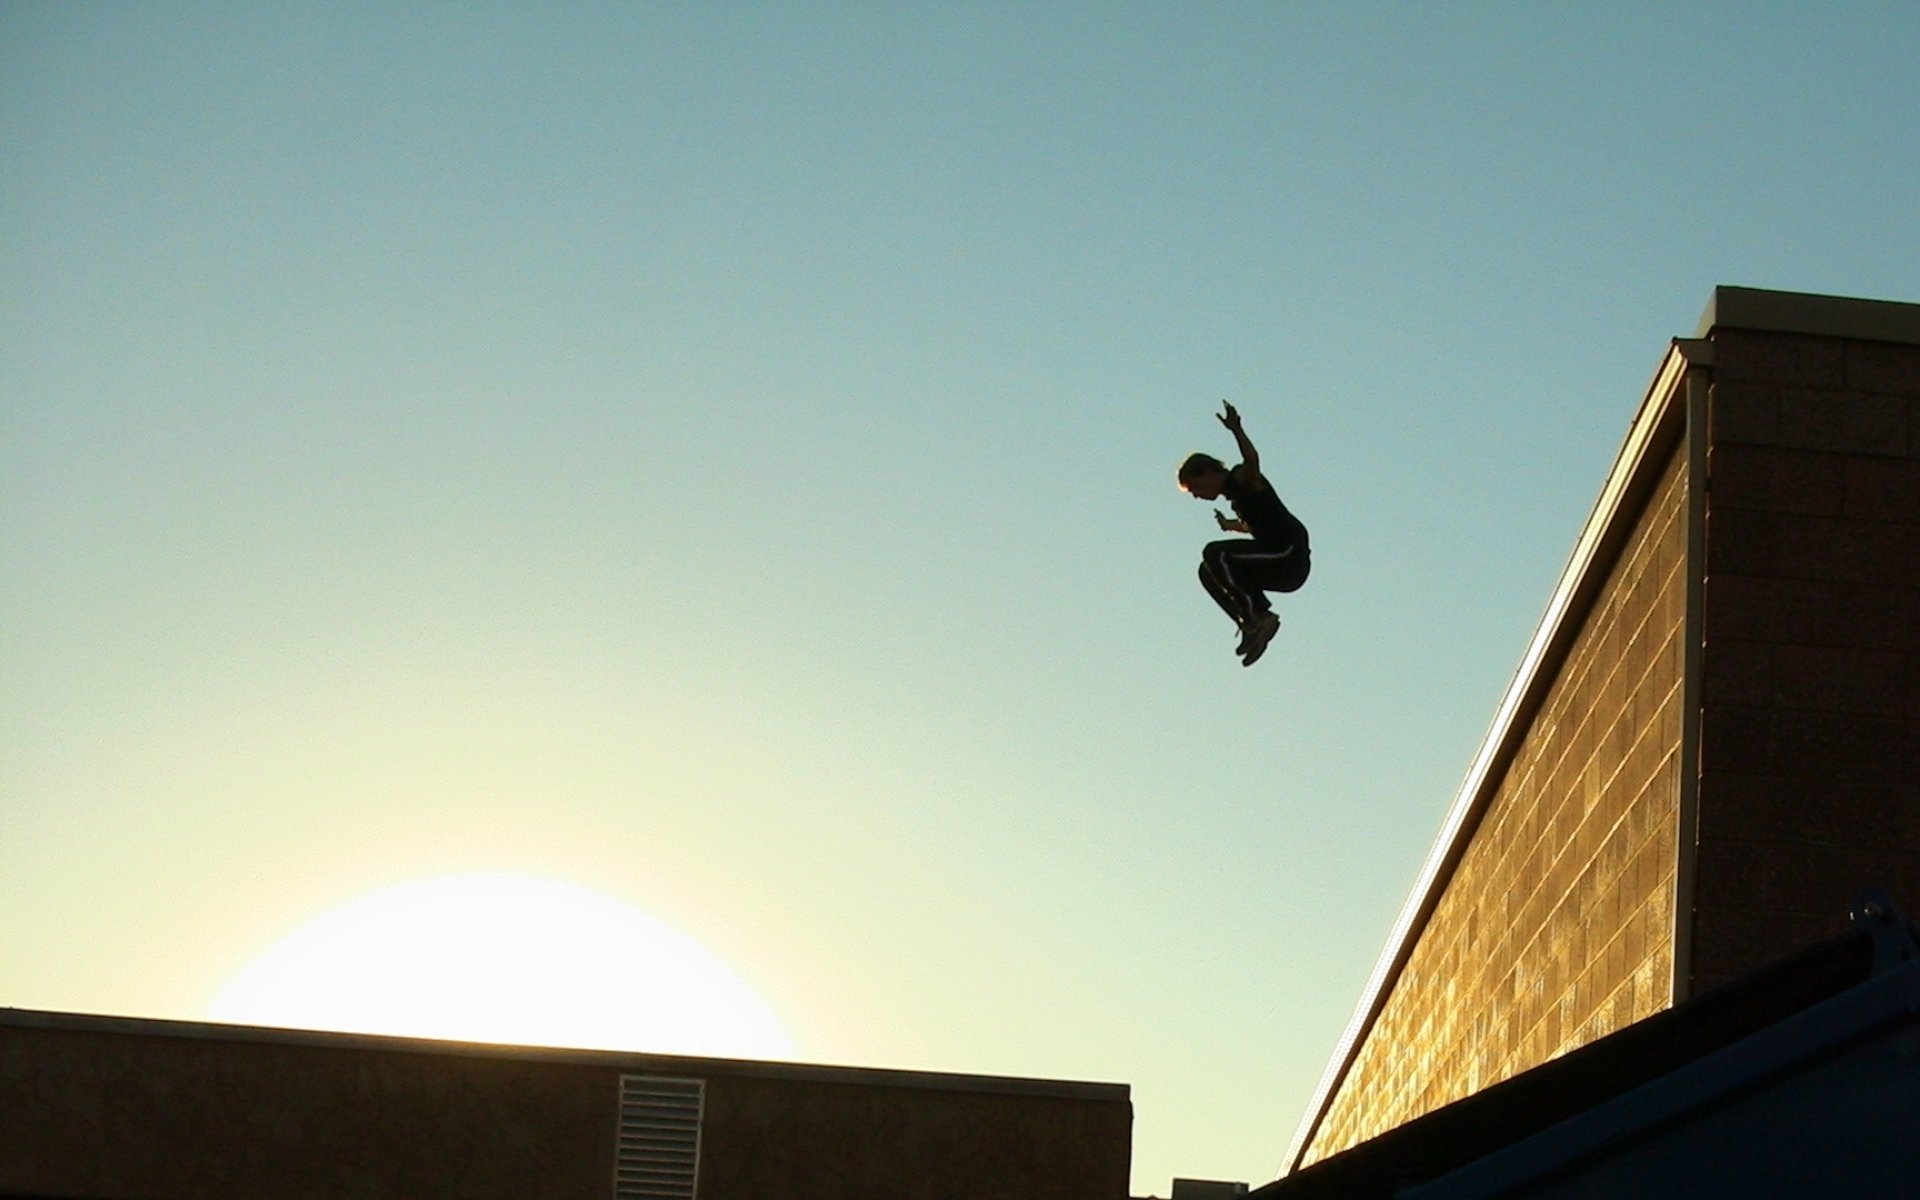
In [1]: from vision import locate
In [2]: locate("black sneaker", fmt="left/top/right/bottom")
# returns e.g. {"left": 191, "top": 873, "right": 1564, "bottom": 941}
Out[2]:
{"left": 1239, "top": 612, "right": 1280, "bottom": 666}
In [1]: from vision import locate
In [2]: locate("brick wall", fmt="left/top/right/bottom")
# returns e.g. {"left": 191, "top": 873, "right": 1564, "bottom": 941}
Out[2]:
{"left": 703, "top": 1072, "right": 1133, "bottom": 1200}
{"left": 1302, "top": 446, "right": 1688, "bottom": 1163}
{"left": 0, "top": 1023, "right": 614, "bottom": 1199}
{"left": 0, "top": 1014, "right": 1132, "bottom": 1200}
{"left": 1288, "top": 291, "right": 1920, "bottom": 1177}
{"left": 1692, "top": 327, "right": 1920, "bottom": 993}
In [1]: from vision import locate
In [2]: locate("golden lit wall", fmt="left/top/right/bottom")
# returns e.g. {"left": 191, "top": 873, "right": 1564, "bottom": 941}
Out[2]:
{"left": 1302, "top": 446, "right": 1688, "bottom": 1164}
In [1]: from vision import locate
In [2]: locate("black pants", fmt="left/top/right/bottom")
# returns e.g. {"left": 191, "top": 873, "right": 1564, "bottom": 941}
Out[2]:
{"left": 1199, "top": 539, "right": 1310, "bottom": 626}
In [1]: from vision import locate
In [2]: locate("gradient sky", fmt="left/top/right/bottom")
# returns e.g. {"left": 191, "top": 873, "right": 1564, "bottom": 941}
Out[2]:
{"left": 4, "top": 3, "right": 1917, "bottom": 1192}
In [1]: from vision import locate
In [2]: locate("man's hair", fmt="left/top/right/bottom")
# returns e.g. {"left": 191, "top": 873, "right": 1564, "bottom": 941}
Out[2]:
{"left": 1177, "top": 452, "right": 1226, "bottom": 487}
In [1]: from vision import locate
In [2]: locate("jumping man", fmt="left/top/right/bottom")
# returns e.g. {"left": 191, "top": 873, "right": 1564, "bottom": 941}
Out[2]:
{"left": 1177, "top": 402, "right": 1311, "bottom": 666}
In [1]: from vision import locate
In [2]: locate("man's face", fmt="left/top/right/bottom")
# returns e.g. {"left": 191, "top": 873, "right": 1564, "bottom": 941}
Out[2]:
{"left": 1184, "top": 470, "right": 1225, "bottom": 501}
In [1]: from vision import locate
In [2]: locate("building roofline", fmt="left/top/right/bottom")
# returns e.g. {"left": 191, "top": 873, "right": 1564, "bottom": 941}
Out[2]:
{"left": 1280, "top": 333, "right": 1705, "bottom": 1167}
{"left": 1698, "top": 285, "right": 1920, "bottom": 344}
{"left": 1284, "top": 283, "right": 1920, "bottom": 1175}
{"left": 0, "top": 1006, "right": 1128, "bottom": 1103}
{"left": 1281, "top": 332, "right": 1709, "bottom": 1172}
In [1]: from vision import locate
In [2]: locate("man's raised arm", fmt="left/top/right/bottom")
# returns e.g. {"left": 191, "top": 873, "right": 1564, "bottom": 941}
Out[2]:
{"left": 1216, "top": 401, "right": 1263, "bottom": 484}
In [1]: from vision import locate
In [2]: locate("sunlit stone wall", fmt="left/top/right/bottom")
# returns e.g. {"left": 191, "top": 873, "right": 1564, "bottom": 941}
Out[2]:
{"left": 1303, "top": 445, "right": 1688, "bottom": 1164}
{"left": 1298, "top": 291, "right": 1920, "bottom": 1171}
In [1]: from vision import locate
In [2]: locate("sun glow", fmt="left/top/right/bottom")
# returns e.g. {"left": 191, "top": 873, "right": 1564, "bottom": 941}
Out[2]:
{"left": 208, "top": 873, "right": 796, "bottom": 1059}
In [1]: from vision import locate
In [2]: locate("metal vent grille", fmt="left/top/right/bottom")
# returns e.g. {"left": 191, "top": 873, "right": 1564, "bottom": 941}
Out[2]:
{"left": 616, "top": 1075, "right": 704, "bottom": 1200}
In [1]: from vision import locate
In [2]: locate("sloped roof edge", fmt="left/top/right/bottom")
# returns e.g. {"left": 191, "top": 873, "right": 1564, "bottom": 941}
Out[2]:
{"left": 1281, "top": 333, "right": 1705, "bottom": 1172}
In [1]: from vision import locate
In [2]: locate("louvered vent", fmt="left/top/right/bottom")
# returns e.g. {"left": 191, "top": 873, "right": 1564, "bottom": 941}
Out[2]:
{"left": 616, "top": 1075, "right": 704, "bottom": 1200}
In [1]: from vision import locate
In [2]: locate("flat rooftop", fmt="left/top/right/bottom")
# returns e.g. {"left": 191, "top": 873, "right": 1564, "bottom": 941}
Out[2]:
{"left": 1, "top": 1005, "right": 1128, "bottom": 1102}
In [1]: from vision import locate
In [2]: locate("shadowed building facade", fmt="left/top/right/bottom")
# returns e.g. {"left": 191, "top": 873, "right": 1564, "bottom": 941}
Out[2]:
{"left": 0, "top": 1008, "right": 1131, "bottom": 1200}
{"left": 1287, "top": 286, "right": 1920, "bottom": 1171}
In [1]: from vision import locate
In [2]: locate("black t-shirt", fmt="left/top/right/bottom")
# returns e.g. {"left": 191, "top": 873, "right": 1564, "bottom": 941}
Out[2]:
{"left": 1223, "top": 469, "right": 1310, "bottom": 555}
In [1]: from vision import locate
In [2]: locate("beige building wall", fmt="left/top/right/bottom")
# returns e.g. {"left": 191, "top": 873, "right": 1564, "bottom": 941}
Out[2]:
{"left": 1289, "top": 287, "right": 1920, "bottom": 1176}
{"left": 1303, "top": 444, "right": 1687, "bottom": 1163}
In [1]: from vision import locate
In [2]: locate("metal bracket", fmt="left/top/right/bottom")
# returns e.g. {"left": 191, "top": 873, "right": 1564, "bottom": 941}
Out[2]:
{"left": 1850, "top": 887, "right": 1920, "bottom": 974}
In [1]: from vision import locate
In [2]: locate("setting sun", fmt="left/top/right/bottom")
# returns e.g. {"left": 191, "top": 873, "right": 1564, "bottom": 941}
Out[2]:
{"left": 208, "top": 873, "right": 796, "bottom": 1060}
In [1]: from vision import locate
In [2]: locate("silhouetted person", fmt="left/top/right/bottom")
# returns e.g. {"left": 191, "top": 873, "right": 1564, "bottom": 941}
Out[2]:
{"left": 1177, "top": 402, "right": 1311, "bottom": 666}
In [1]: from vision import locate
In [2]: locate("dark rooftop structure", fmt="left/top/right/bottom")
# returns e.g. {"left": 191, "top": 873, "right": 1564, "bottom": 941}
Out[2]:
{"left": 0, "top": 1010, "right": 1131, "bottom": 1200}
{"left": 1257, "top": 891, "right": 1920, "bottom": 1199}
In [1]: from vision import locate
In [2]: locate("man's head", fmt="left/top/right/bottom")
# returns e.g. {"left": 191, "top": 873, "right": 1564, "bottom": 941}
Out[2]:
{"left": 1178, "top": 453, "right": 1228, "bottom": 500}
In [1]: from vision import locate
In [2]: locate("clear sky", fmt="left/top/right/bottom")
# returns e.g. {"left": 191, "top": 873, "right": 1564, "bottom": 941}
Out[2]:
{"left": 4, "top": 3, "right": 1916, "bottom": 1192}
